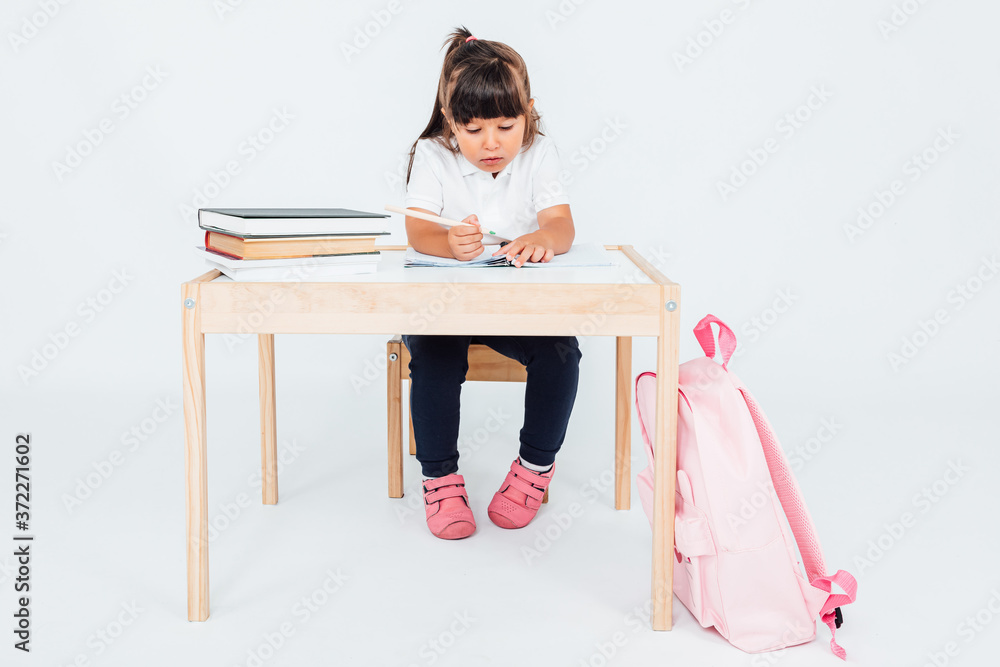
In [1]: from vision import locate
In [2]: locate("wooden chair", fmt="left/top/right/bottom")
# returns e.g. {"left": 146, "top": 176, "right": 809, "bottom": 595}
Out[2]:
{"left": 386, "top": 335, "right": 634, "bottom": 510}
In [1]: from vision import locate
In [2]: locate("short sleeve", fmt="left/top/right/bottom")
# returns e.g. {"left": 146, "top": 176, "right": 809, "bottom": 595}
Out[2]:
{"left": 404, "top": 140, "right": 444, "bottom": 214}
{"left": 532, "top": 139, "right": 570, "bottom": 212}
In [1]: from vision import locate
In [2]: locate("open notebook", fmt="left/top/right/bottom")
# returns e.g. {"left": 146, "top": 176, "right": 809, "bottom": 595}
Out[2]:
{"left": 404, "top": 242, "right": 616, "bottom": 268}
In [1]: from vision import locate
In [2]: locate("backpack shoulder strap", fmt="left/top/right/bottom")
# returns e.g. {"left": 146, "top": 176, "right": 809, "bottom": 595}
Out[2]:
{"left": 738, "top": 387, "right": 857, "bottom": 659}
{"left": 738, "top": 387, "right": 827, "bottom": 580}
{"left": 634, "top": 371, "right": 657, "bottom": 469}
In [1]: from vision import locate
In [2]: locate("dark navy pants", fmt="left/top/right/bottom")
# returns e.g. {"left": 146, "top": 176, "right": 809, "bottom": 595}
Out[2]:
{"left": 401, "top": 334, "right": 582, "bottom": 479}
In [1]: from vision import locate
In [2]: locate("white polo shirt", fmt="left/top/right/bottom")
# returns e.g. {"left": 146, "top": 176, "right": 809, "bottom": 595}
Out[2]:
{"left": 404, "top": 134, "right": 569, "bottom": 240}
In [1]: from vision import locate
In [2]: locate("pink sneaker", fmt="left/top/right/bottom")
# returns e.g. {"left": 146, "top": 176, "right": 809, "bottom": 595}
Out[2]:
{"left": 423, "top": 474, "right": 476, "bottom": 540}
{"left": 487, "top": 458, "right": 554, "bottom": 529}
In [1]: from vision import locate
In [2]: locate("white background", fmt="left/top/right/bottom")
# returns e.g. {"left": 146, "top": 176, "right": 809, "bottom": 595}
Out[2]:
{"left": 2, "top": 1, "right": 999, "bottom": 665}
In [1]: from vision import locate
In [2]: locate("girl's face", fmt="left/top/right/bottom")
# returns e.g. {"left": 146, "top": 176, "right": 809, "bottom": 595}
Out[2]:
{"left": 446, "top": 99, "right": 534, "bottom": 175}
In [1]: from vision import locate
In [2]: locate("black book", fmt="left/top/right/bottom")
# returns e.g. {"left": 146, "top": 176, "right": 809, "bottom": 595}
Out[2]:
{"left": 198, "top": 208, "right": 391, "bottom": 236}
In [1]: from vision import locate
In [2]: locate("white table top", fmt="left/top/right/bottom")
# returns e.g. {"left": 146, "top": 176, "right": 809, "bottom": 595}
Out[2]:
{"left": 208, "top": 247, "right": 656, "bottom": 286}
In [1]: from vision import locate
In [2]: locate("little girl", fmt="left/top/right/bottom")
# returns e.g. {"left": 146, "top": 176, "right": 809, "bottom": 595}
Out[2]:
{"left": 402, "top": 27, "right": 582, "bottom": 540}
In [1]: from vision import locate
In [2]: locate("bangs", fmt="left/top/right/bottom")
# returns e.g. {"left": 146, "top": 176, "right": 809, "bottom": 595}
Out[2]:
{"left": 448, "top": 61, "right": 526, "bottom": 125}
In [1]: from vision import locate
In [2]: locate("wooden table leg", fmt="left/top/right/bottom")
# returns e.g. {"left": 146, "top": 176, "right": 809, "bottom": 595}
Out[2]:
{"left": 652, "top": 286, "right": 680, "bottom": 631}
{"left": 183, "top": 283, "right": 209, "bottom": 621}
{"left": 615, "top": 336, "right": 632, "bottom": 510}
{"left": 259, "top": 334, "right": 278, "bottom": 505}
{"left": 387, "top": 338, "right": 404, "bottom": 498}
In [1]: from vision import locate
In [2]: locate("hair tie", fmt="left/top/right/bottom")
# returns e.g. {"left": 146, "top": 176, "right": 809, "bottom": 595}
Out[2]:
{"left": 465, "top": 35, "right": 477, "bottom": 43}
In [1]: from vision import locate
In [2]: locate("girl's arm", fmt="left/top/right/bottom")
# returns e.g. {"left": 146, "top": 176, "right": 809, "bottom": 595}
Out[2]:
{"left": 405, "top": 208, "right": 452, "bottom": 258}
{"left": 534, "top": 204, "right": 575, "bottom": 254}
{"left": 406, "top": 208, "right": 485, "bottom": 260}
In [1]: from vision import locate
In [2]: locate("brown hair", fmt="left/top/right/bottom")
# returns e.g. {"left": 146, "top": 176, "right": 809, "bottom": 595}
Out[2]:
{"left": 406, "top": 26, "right": 542, "bottom": 185}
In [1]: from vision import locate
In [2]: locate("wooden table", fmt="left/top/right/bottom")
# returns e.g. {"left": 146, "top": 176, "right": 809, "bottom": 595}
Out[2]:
{"left": 182, "top": 244, "right": 680, "bottom": 628}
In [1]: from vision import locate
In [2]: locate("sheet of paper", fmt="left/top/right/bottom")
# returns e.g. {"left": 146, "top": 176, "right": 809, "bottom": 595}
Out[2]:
{"left": 403, "top": 242, "right": 616, "bottom": 268}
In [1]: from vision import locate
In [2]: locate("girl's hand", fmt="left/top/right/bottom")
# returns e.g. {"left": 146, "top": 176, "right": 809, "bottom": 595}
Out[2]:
{"left": 492, "top": 231, "right": 555, "bottom": 268}
{"left": 448, "top": 214, "right": 485, "bottom": 261}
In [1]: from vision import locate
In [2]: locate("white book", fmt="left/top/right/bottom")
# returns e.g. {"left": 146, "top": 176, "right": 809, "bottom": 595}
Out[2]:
{"left": 198, "top": 208, "right": 390, "bottom": 236}
{"left": 403, "top": 242, "right": 616, "bottom": 268}
{"left": 213, "top": 263, "right": 379, "bottom": 282}
{"left": 195, "top": 246, "right": 380, "bottom": 281}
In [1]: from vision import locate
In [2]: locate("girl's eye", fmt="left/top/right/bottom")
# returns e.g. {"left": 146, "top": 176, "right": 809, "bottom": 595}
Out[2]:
{"left": 464, "top": 125, "right": 514, "bottom": 133}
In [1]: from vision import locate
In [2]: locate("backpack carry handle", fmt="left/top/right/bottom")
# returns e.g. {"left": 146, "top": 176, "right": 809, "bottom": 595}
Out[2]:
{"left": 693, "top": 314, "right": 737, "bottom": 369}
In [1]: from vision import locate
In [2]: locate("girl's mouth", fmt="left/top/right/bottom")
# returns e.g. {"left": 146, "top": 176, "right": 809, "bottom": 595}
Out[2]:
{"left": 482, "top": 157, "right": 502, "bottom": 165}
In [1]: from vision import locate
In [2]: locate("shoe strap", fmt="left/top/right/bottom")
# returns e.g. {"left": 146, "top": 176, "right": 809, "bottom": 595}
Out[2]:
{"left": 424, "top": 485, "right": 468, "bottom": 505}
{"left": 423, "top": 474, "right": 465, "bottom": 492}
{"left": 504, "top": 471, "right": 546, "bottom": 502}
{"left": 511, "top": 460, "right": 553, "bottom": 486}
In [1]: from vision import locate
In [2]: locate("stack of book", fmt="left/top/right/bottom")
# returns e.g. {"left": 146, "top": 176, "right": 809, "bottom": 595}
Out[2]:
{"left": 194, "top": 208, "right": 390, "bottom": 281}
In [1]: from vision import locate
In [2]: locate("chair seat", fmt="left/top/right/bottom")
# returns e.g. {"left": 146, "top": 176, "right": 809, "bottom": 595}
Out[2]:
{"left": 392, "top": 336, "right": 528, "bottom": 383}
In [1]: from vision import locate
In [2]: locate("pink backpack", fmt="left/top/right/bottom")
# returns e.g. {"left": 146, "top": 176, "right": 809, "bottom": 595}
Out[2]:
{"left": 636, "top": 315, "right": 857, "bottom": 658}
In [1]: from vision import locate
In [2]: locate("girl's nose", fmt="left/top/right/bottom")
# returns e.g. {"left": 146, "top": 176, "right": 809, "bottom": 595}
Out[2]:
{"left": 484, "top": 130, "right": 500, "bottom": 149}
